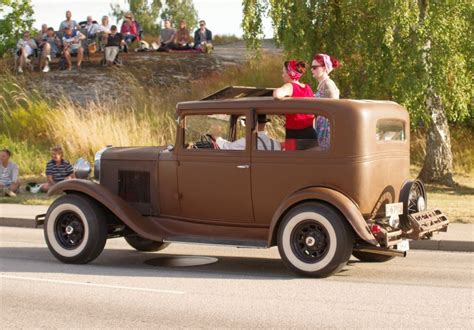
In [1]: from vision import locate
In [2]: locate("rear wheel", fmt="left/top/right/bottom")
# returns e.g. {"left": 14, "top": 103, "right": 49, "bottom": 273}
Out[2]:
{"left": 277, "top": 202, "right": 354, "bottom": 278}
{"left": 125, "top": 235, "right": 169, "bottom": 252}
{"left": 44, "top": 194, "right": 108, "bottom": 264}
{"left": 352, "top": 251, "right": 394, "bottom": 262}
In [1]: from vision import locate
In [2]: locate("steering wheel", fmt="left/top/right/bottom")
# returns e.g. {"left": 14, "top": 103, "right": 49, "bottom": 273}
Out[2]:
{"left": 194, "top": 134, "right": 219, "bottom": 149}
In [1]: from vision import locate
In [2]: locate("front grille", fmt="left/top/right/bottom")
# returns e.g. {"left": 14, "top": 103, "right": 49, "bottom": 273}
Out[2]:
{"left": 118, "top": 170, "right": 150, "bottom": 203}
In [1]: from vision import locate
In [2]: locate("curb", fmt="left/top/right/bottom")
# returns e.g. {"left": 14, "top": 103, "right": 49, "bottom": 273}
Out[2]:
{"left": 0, "top": 217, "right": 472, "bottom": 252}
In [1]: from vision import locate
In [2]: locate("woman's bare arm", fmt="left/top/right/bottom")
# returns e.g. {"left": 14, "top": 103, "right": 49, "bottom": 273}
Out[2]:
{"left": 273, "top": 83, "right": 293, "bottom": 99}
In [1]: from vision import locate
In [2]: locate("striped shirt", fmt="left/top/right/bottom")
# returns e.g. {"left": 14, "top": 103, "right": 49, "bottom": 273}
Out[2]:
{"left": 46, "top": 159, "right": 73, "bottom": 183}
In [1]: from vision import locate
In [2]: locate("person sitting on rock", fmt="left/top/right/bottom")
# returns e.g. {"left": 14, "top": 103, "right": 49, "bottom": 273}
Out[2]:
{"left": 40, "top": 146, "right": 75, "bottom": 193}
{"left": 102, "top": 25, "right": 125, "bottom": 66}
{"left": 120, "top": 12, "right": 140, "bottom": 45}
{"left": 157, "top": 19, "right": 177, "bottom": 52}
{"left": 16, "top": 31, "right": 37, "bottom": 73}
{"left": 173, "top": 20, "right": 193, "bottom": 50}
{"left": 98, "top": 15, "right": 111, "bottom": 33}
{"left": 62, "top": 26, "right": 85, "bottom": 70}
{"left": 59, "top": 10, "right": 80, "bottom": 31}
{"left": 84, "top": 15, "right": 100, "bottom": 39}
{"left": 40, "top": 28, "right": 61, "bottom": 73}
{"left": 193, "top": 20, "right": 213, "bottom": 53}
{"left": 0, "top": 149, "right": 20, "bottom": 197}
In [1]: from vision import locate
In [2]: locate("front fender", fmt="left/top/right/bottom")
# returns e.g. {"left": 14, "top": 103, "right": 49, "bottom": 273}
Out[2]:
{"left": 268, "top": 187, "right": 378, "bottom": 247}
{"left": 48, "top": 179, "right": 162, "bottom": 241}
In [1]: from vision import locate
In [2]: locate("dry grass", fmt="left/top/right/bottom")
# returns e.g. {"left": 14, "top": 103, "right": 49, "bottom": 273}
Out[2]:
{"left": 411, "top": 166, "right": 474, "bottom": 223}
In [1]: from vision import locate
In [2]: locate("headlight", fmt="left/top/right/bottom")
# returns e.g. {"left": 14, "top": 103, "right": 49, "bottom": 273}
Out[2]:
{"left": 93, "top": 145, "right": 112, "bottom": 181}
{"left": 74, "top": 158, "right": 91, "bottom": 179}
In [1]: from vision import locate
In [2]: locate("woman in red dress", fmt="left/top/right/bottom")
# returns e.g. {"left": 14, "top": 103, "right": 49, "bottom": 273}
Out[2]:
{"left": 273, "top": 60, "right": 316, "bottom": 150}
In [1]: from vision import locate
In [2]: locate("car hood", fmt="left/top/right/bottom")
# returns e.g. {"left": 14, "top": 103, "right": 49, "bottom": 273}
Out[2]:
{"left": 102, "top": 147, "right": 167, "bottom": 161}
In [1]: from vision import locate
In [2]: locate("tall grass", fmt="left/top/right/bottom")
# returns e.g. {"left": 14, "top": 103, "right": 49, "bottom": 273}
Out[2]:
{"left": 0, "top": 55, "right": 284, "bottom": 175}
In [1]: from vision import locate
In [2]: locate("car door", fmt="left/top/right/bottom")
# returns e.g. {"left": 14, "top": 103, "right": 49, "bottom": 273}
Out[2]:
{"left": 176, "top": 111, "right": 254, "bottom": 223}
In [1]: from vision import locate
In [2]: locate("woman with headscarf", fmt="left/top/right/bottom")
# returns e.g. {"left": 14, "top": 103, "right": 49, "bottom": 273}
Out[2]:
{"left": 311, "top": 53, "right": 341, "bottom": 148}
{"left": 273, "top": 60, "right": 316, "bottom": 150}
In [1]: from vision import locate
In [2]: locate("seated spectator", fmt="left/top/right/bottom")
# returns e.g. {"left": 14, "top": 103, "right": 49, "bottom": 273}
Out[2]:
{"left": 40, "top": 146, "right": 75, "bottom": 193}
{"left": 40, "top": 28, "right": 61, "bottom": 73}
{"left": 98, "top": 15, "right": 111, "bottom": 33}
{"left": 209, "top": 115, "right": 281, "bottom": 150}
{"left": 102, "top": 25, "right": 125, "bottom": 66}
{"left": 120, "top": 12, "right": 140, "bottom": 44}
{"left": 35, "top": 24, "right": 48, "bottom": 45}
{"left": 16, "top": 31, "right": 37, "bottom": 73}
{"left": 0, "top": 149, "right": 20, "bottom": 197}
{"left": 173, "top": 20, "right": 193, "bottom": 50}
{"left": 59, "top": 10, "right": 80, "bottom": 31}
{"left": 194, "top": 20, "right": 213, "bottom": 53}
{"left": 62, "top": 26, "right": 85, "bottom": 70}
{"left": 84, "top": 15, "right": 100, "bottom": 39}
{"left": 157, "top": 19, "right": 176, "bottom": 52}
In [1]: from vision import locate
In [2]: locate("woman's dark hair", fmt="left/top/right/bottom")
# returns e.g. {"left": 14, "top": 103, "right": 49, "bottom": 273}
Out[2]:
{"left": 284, "top": 60, "right": 307, "bottom": 74}
{"left": 0, "top": 149, "right": 11, "bottom": 157}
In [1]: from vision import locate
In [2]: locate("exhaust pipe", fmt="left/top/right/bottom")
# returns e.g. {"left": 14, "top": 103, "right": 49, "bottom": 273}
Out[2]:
{"left": 353, "top": 246, "right": 406, "bottom": 257}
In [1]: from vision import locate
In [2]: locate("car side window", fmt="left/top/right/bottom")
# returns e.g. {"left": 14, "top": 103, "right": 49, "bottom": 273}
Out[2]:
{"left": 255, "top": 114, "right": 330, "bottom": 151}
{"left": 376, "top": 120, "right": 405, "bottom": 142}
{"left": 184, "top": 114, "right": 246, "bottom": 150}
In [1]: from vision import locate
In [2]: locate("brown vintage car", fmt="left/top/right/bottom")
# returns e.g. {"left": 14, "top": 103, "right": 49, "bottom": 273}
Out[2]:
{"left": 39, "top": 86, "right": 449, "bottom": 277}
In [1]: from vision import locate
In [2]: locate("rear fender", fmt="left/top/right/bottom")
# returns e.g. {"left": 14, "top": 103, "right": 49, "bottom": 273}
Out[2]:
{"left": 268, "top": 187, "right": 378, "bottom": 247}
{"left": 48, "top": 179, "right": 161, "bottom": 241}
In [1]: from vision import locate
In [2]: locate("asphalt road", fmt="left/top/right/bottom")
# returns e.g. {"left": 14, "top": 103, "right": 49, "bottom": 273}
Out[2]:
{"left": 1, "top": 227, "right": 473, "bottom": 328}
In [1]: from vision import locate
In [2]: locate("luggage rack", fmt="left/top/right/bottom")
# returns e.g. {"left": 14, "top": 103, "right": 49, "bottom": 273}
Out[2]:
{"left": 406, "top": 209, "right": 449, "bottom": 239}
{"left": 200, "top": 86, "right": 274, "bottom": 101}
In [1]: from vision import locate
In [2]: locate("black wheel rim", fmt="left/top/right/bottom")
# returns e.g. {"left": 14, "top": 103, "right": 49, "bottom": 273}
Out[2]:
{"left": 408, "top": 181, "right": 425, "bottom": 214}
{"left": 290, "top": 220, "right": 330, "bottom": 263}
{"left": 54, "top": 212, "right": 85, "bottom": 249}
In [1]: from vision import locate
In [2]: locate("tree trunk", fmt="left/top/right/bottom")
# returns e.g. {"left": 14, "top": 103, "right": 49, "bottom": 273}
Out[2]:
{"left": 418, "top": 88, "right": 455, "bottom": 186}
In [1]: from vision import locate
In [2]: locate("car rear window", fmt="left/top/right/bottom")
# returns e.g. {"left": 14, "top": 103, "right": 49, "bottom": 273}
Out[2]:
{"left": 376, "top": 120, "right": 405, "bottom": 142}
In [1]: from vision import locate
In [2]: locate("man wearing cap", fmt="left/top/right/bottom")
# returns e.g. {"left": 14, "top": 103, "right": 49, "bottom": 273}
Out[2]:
{"left": 209, "top": 114, "right": 281, "bottom": 150}
{"left": 102, "top": 25, "right": 125, "bottom": 65}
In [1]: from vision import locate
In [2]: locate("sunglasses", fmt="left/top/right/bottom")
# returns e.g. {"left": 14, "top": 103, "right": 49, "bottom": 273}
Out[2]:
{"left": 311, "top": 65, "right": 323, "bottom": 70}
{"left": 125, "top": 16, "right": 132, "bottom": 19}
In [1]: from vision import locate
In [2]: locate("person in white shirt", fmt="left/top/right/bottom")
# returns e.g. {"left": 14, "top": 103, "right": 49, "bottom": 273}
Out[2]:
{"left": 84, "top": 16, "right": 100, "bottom": 38}
{"left": 16, "top": 31, "right": 37, "bottom": 73}
{"left": 210, "top": 115, "right": 281, "bottom": 151}
{"left": 98, "top": 15, "right": 111, "bottom": 33}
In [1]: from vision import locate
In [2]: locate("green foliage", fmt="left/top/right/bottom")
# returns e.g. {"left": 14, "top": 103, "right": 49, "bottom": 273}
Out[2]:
{"left": 0, "top": 0, "right": 35, "bottom": 57}
{"left": 110, "top": 0, "right": 163, "bottom": 35}
{"left": 161, "top": 0, "right": 198, "bottom": 29}
{"left": 110, "top": 0, "right": 199, "bottom": 35}
{"left": 242, "top": 0, "right": 473, "bottom": 126}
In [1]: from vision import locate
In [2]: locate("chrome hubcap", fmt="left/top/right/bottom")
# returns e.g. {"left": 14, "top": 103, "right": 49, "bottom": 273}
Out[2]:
{"left": 65, "top": 225, "right": 74, "bottom": 235}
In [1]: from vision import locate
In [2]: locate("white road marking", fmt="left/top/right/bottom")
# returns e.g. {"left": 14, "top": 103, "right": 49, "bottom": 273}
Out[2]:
{"left": 0, "top": 274, "right": 185, "bottom": 295}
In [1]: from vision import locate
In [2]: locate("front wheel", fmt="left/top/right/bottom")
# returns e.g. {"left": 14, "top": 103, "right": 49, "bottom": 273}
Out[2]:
{"left": 44, "top": 194, "right": 108, "bottom": 264}
{"left": 124, "top": 235, "right": 169, "bottom": 252}
{"left": 277, "top": 202, "right": 354, "bottom": 278}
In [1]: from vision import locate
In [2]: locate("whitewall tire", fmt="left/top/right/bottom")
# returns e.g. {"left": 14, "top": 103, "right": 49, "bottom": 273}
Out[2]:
{"left": 44, "top": 194, "right": 108, "bottom": 264}
{"left": 277, "top": 202, "right": 354, "bottom": 277}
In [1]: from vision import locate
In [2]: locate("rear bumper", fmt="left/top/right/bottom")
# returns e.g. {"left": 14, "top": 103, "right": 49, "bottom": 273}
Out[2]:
{"left": 404, "top": 209, "right": 449, "bottom": 240}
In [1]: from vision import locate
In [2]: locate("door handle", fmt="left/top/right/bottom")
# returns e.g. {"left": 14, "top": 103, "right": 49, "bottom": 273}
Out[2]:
{"left": 237, "top": 165, "right": 250, "bottom": 169}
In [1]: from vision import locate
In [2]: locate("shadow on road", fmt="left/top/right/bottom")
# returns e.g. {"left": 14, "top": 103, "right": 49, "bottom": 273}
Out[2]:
{"left": 0, "top": 246, "right": 312, "bottom": 280}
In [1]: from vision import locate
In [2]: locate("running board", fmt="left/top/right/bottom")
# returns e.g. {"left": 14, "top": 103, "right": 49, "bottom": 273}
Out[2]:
{"left": 163, "top": 236, "right": 268, "bottom": 249}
